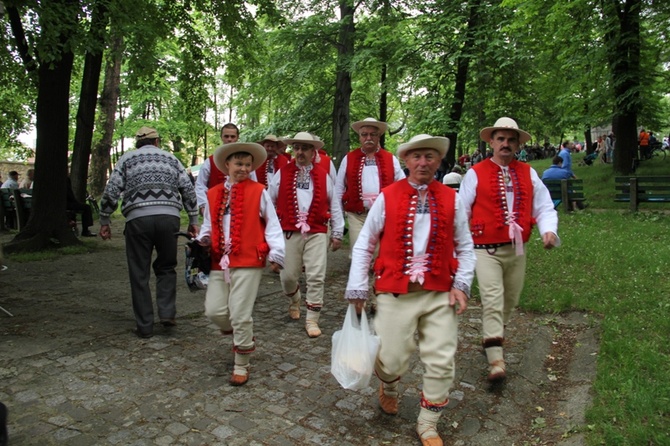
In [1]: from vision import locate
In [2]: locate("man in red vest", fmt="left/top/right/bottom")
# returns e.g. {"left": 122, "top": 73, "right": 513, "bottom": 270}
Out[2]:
{"left": 195, "top": 123, "right": 240, "bottom": 215}
{"left": 335, "top": 118, "right": 406, "bottom": 256}
{"left": 268, "top": 132, "right": 345, "bottom": 338}
{"left": 255, "top": 134, "right": 289, "bottom": 188}
{"left": 459, "top": 117, "right": 559, "bottom": 383}
{"left": 346, "top": 134, "right": 475, "bottom": 446}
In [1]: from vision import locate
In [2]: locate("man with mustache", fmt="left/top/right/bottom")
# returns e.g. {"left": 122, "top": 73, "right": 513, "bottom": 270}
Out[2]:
{"left": 335, "top": 118, "right": 405, "bottom": 311}
{"left": 269, "top": 132, "right": 345, "bottom": 338}
{"left": 459, "top": 117, "right": 559, "bottom": 383}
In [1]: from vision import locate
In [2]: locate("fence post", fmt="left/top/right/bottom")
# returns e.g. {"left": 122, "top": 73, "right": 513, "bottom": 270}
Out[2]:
{"left": 630, "top": 177, "right": 638, "bottom": 212}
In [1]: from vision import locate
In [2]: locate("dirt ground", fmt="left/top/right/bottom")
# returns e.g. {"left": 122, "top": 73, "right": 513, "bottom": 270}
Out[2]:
{"left": 0, "top": 223, "right": 599, "bottom": 445}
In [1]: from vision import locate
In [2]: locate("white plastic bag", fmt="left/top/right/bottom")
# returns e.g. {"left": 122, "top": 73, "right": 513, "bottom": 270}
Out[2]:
{"left": 331, "top": 304, "right": 380, "bottom": 390}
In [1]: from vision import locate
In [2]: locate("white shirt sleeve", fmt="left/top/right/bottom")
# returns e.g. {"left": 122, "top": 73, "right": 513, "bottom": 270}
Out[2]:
{"left": 195, "top": 158, "right": 211, "bottom": 210}
{"left": 452, "top": 193, "right": 476, "bottom": 294}
{"left": 531, "top": 168, "right": 560, "bottom": 240}
{"left": 458, "top": 169, "right": 478, "bottom": 220}
{"left": 327, "top": 175, "right": 345, "bottom": 238}
{"left": 260, "top": 189, "right": 285, "bottom": 266}
{"left": 335, "top": 156, "right": 348, "bottom": 207}
{"left": 345, "top": 192, "right": 386, "bottom": 297}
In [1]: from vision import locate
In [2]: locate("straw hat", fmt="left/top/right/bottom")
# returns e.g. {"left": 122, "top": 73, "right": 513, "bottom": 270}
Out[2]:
{"left": 213, "top": 142, "right": 267, "bottom": 174}
{"left": 351, "top": 118, "right": 388, "bottom": 135}
{"left": 397, "top": 134, "right": 450, "bottom": 160}
{"left": 479, "top": 117, "right": 531, "bottom": 144}
{"left": 257, "top": 134, "right": 287, "bottom": 148}
{"left": 281, "top": 132, "right": 325, "bottom": 150}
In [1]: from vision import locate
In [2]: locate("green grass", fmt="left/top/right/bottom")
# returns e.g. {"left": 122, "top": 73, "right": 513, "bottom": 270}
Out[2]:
{"left": 519, "top": 154, "right": 670, "bottom": 444}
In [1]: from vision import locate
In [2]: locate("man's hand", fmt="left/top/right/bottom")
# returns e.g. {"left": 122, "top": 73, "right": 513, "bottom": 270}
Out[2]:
{"left": 349, "top": 298, "right": 366, "bottom": 315}
{"left": 187, "top": 224, "right": 199, "bottom": 238}
{"left": 542, "top": 232, "right": 558, "bottom": 250}
{"left": 449, "top": 289, "right": 468, "bottom": 315}
{"left": 99, "top": 224, "right": 112, "bottom": 240}
{"left": 199, "top": 206, "right": 205, "bottom": 217}
{"left": 269, "top": 262, "right": 282, "bottom": 274}
{"left": 330, "top": 238, "right": 342, "bottom": 252}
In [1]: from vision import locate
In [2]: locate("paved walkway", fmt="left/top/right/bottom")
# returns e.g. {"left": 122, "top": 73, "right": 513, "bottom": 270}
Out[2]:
{"left": 0, "top": 229, "right": 598, "bottom": 445}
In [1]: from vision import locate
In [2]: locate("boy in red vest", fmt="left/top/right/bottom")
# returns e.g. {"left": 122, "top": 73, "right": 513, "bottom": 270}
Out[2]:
{"left": 195, "top": 123, "right": 240, "bottom": 215}
{"left": 346, "top": 134, "right": 475, "bottom": 446}
{"left": 459, "top": 117, "right": 559, "bottom": 383}
{"left": 196, "top": 142, "right": 285, "bottom": 386}
{"left": 268, "top": 132, "right": 345, "bottom": 338}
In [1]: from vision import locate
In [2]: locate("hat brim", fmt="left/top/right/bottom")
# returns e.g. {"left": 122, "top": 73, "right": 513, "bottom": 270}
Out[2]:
{"left": 480, "top": 127, "right": 531, "bottom": 144}
{"left": 213, "top": 142, "right": 268, "bottom": 175}
{"left": 351, "top": 120, "right": 389, "bottom": 134}
{"left": 258, "top": 138, "right": 287, "bottom": 148}
{"left": 281, "top": 138, "right": 324, "bottom": 150}
{"left": 397, "top": 136, "right": 450, "bottom": 160}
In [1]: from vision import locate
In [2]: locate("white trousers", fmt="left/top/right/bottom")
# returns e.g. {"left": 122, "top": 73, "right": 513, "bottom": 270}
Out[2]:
{"left": 280, "top": 232, "right": 328, "bottom": 307}
{"left": 374, "top": 290, "right": 458, "bottom": 403}
{"left": 475, "top": 245, "right": 527, "bottom": 341}
{"left": 205, "top": 268, "right": 263, "bottom": 351}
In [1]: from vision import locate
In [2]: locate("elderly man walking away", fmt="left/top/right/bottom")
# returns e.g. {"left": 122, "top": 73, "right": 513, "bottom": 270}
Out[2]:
{"left": 99, "top": 126, "right": 199, "bottom": 338}
{"left": 459, "top": 117, "right": 559, "bottom": 383}
{"left": 269, "top": 132, "right": 345, "bottom": 338}
{"left": 346, "top": 134, "right": 475, "bottom": 446}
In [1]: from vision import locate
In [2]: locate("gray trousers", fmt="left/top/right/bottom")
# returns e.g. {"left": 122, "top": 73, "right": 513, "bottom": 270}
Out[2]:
{"left": 124, "top": 215, "right": 180, "bottom": 333}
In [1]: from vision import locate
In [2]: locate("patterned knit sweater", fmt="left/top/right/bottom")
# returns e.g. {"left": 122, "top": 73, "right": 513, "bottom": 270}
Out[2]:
{"left": 100, "top": 145, "right": 199, "bottom": 225}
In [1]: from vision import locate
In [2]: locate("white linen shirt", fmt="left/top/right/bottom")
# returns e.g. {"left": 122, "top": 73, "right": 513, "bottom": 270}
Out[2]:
{"left": 268, "top": 165, "right": 345, "bottom": 239}
{"left": 197, "top": 180, "right": 285, "bottom": 266}
{"left": 345, "top": 185, "right": 476, "bottom": 298}
{"left": 335, "top": 150, "right": 406, "bottom": 211}
{"left": 458, "top": 161, "right": 559, "bottom": 241}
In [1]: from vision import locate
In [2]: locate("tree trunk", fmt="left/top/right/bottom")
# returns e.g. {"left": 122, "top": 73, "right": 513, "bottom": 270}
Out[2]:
{"left": 5, "top": 41, "right": 78, "bottom": 253}
{"left": 331, "top": 0, "right": 355, "bottom": 168}
{"left": 90, "top": 33, "right": 123, "bottom": 198}
{"left": 443, "top": 0, "right": 481, "bottom": 174}
{"left": 70, "top": 1, "right": 109, "bottom": 202}
{"left": 604, "top": 0, "right": 640, "bottom": 175}
{"left": 379, "top": 63, "right": 388, "bottom": 148}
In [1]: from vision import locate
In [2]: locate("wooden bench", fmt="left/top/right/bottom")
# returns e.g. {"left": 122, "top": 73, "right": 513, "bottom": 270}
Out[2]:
{"left": 614, "top": 176, "right": 670, "bottom": 211}
{"left": 542, "top": 179, "right": 586, "bottom": 212}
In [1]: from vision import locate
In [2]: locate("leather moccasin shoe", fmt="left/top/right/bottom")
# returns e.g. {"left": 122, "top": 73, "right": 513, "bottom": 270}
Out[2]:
{"left": 378, "top": 384, "right": 398, "bottom": 415}
{"left": 417, "top": 433, "right": 443, "bottom": 446}
{"left": 305, "top": 321, "right": 321, "bottom": 338}
{"left": 487, "top": 360, "right": 506, "bottom": 383}
{"left": 229, "top": 372, "right": 249, "bottom": 386}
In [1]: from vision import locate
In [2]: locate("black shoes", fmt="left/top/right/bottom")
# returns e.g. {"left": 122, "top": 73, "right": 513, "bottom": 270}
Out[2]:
{"left": 0, "top": 401, "right": 8, "bottom": 446}
{"left": 81, "top": 230, "right": 96, "bottom": 237}
{"left": 160, "top": 319, "right": 177, "bottom": 328}
{"left": 132, "top": 327, "right": 153, "bottom": 339}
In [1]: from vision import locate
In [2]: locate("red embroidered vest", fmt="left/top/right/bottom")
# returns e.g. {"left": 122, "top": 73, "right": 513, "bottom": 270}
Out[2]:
{"left": 255, "top": 155, "right": 289, "bottom": 188}
{"left": 373, "top": 180, "right": 458, "bottom": 294}
{"left": 342, "top": 148, "right": 395, "bottom": 213}
{"left": 207, "top": 154, "right": 227, "bottom": 188}
{"left": 469, "top": 159, "right": 534, "bottom": 245}
{"left": 275, "top": 163, "right": 330, "bottom": 234}
{"left": 207, "top": 179, "right": 268, "bottom": 270}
